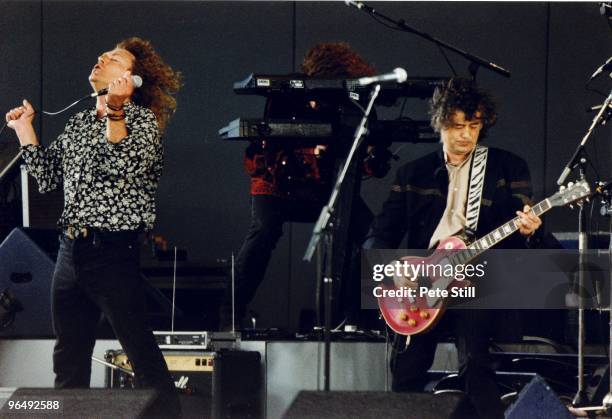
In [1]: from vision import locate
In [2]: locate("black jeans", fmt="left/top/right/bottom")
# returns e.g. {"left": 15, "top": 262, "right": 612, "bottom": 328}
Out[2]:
{"left": 52, "top": 231, "right": 180, "bottom": 417}
{"left": 391, "top": 309, "right": 505, "bottom": 419}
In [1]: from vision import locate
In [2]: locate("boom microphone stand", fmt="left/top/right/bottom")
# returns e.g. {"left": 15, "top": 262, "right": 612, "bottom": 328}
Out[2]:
{"left": 344, "top": 0, "right": 510, "bottom": 79}
{"left": 0, "top": 122, "right": 21, "bottom": 184}
{"left": 601, "top": 182, "right": 612, "bottom": 412}
{"left": 304, "top": 84, "right": 381, "bottom": 391}
{"left": 556, "top": 86, "right": 612, "bottom": 408}
{"left": 0, "top": 150, "right": 23, "bottom": 185}
{"left": 572, "top": 182, "right": 612, "bottom": 417}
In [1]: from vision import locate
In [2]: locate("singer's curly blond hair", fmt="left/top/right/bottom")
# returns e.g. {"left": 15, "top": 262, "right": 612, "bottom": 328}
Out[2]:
{"left": 117, "top": 37, "right": 182, "bottom": 132}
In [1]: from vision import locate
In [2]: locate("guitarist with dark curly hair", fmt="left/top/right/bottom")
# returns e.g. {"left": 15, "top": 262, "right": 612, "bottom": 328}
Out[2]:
{"left": 365, "top": 78, "right": 542, "bottom": 419}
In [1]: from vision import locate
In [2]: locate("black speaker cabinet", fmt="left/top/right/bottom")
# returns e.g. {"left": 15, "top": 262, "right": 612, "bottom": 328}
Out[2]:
{"left": 282, "top": 391, "right": 474, "bottom": 419}
{"left": 105, "top": 348, "right": 262, "bottom": 419}
{"left": 0, "top": 227, "right": 58, "bottom": 337}
{"left": 505, "top": 375, "right": 572, "bottom": 419}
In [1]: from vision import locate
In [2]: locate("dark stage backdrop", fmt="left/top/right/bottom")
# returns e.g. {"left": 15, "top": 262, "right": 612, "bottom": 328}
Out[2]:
{"left": 0, "top": 1, "right": 610, "bottom": 330}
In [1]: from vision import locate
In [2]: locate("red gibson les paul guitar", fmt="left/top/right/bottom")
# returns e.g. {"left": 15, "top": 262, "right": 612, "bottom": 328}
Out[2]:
{"left": 377, "top": 180, "right": 591, "bottom": 336}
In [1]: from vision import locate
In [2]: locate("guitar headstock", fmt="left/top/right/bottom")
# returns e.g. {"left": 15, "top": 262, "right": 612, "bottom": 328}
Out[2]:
{"left": 549, "top": 180, "right": 591, "bottom": 208}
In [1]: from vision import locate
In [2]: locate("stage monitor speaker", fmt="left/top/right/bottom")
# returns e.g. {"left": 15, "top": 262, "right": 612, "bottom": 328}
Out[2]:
{"left": 212, "top": 349, "right": 262, "bottom": 419}
{"left": 0, "top": 227, "right": 58, "bottom": 337}
{"left": 282, "top": 391, "right": 474, "bottom": 419}
{"left": 0, "top": 388, "right": 156, "bottom": 419}
{"left": 106, "top": 348, "right": 263, "bottom": 419}
{"left": 505, "top": 374, "right": 572, "bottom": 419}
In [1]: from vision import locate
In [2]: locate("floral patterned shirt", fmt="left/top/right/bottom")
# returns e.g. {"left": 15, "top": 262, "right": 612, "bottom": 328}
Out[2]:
{"left": 21, "top": 102, "right": 163, "bottom": 231}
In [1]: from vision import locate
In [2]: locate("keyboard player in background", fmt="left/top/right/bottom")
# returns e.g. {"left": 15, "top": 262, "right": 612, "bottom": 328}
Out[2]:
{"left": 220, "top": 42, "right": 389, "bottom": 330}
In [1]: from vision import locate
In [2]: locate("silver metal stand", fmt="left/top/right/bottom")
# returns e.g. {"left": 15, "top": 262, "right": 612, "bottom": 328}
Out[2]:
{"left": 91, "top": 356, "right": 135, "bottom": 377}
{"left": 556, "top": 87, "right": 612, "bottom": 409}
{"left": 574, "top": 188, "right": 612, "bottom": 416}
{"left": 601, "top": 184, "right": 612, "bottom": 411}
{"left": 303, "top": 84, "right": 381, "bottom": 391}
{"left": 573, "top": 169, "right": 588, "bottom": 407}
{"left": 0, "top": 150, "right": 23, "bottom": 183}
{"left": 19, "top": 164, "right": 29, "bottom": 227}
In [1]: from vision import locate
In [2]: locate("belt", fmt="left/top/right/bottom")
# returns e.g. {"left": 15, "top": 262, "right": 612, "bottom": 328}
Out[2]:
{"left": 62, "top": 226, "right": 141, "bottom": 241}
{"left": 63, "top": 226, "right": 90, "bottom": 240}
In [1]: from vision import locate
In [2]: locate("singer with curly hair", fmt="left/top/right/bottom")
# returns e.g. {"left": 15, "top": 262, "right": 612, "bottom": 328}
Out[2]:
{"left": 365, "top": 78, "right": 542, "bottom": 419}
{"left": 5, "top": 37, "right": 182, "bottom": 417}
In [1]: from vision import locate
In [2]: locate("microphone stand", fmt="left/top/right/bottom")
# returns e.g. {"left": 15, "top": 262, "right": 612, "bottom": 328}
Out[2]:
{"left": 0, "top": 122, "right": 23, "bottom": 222}
{"left": 572, "top": 182, "right": 612, "bottom": 417}
{"left": 555, "top": 87, "right": 612, "bottom": 409}
{"left": 345, "top": 1, "right": 510, "bottom": 79}
{"left": 304, "top": 84, "right": 381, "bottom": 391}
{"left": 0, "top": 122, "right": 21, "bottom": 184}
{"left": 0, "top": 150, "right": 22, "bottom": 185}
{"left": 602, "top": 182, "right": 612, "bottom": 412}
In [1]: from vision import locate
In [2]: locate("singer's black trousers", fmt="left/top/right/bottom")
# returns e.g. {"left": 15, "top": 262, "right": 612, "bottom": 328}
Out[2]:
{"left": 51, "top": 231, "right": 180, "bottom": 418}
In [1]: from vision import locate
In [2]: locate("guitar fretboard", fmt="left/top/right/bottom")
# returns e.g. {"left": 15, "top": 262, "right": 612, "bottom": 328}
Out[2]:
{"left": 450, "top": 199, "right": 552, "bottom": 266}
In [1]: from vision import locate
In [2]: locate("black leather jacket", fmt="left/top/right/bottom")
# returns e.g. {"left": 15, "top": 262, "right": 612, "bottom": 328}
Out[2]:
{"left": 366, "top": 146, "right": 538, "bottom": 250}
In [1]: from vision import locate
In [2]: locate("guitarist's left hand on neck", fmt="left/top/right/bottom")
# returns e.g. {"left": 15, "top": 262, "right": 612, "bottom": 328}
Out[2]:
{"left": 516, "top": 205, "right": 542, "bottom": 237}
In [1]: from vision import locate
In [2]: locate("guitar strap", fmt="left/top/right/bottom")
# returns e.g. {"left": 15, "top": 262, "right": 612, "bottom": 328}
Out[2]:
{"left": 464, "top": 145, "right": 488, "bottom": 239}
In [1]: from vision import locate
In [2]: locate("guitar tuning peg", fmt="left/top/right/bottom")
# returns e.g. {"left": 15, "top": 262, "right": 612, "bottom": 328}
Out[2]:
{"left": 585, "top": 197, "right": 590, "bottom": 202}
{"left": 569, "top": 204, "right": 574, "bottom": 209}
{"left": 568, "top": 182, "right": 574, "bottom": 188}
{"left": 559, "top": 185, "right": 566, "bottom": 191}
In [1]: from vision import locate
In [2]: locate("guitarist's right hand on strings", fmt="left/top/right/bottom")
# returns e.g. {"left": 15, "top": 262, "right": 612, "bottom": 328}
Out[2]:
{"left": 392, "top": 258, "right": 419, "bottom": 290}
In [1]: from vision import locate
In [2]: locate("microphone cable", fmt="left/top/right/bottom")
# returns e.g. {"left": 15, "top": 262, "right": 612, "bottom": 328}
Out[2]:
{"left": 0, "top": 93, "right": 91, "bottom": 146}
{"left": 7, "top": 74, "right": 143, "bottom": 118}
{"left": 0, "top": 92, "right": 98, "bottom": 179}
{"left": 40, "top": 93, "right": 94, "bottom": 116}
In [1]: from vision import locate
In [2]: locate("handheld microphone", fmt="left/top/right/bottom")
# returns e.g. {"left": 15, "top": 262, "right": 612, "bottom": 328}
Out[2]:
{"left": 91, "top": 75, "right": 143, "bottom": 97}
{"left": 356, "top": 68, "right": 408, "bottom": 86}
{"left": 589, "top": 57, "right": 612, "bottom": 82}
{"left": 344, "top": 0, "right": 375, "bottom": 13}
{"left": 344, "top": 0, "right": 364, "bottom": 9}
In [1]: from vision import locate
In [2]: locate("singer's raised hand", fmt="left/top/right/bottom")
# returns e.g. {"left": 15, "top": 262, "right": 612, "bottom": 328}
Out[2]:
{"left": 5, "top": 99, "right": 35, "bottom": 130}
{"left": 5, "top": 99, "right": 39, "bottom": 146}
{"left": 106, "top": 70, "right": 134, "bottom": 108}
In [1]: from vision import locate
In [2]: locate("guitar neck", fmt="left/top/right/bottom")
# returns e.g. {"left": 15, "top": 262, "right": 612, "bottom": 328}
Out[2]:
{"left": 452, "top": 198, "right": 552, "bottom": 265}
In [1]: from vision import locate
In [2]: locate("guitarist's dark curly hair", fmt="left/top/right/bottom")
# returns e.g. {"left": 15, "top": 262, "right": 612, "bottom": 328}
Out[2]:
{"left": 430, "top": 77, "right": 497, "bottom": 140}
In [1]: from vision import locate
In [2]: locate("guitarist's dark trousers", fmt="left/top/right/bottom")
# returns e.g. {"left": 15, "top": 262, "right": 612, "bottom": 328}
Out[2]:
{"left": 391, "top": 308, "right": 505, "bottom": 419}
